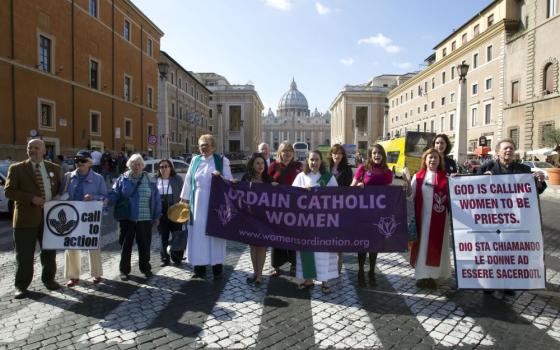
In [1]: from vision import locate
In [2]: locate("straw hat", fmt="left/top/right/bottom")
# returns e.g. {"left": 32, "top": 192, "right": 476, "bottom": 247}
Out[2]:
{"left": 167, "top": 202, "right": 190, "bottom": 223}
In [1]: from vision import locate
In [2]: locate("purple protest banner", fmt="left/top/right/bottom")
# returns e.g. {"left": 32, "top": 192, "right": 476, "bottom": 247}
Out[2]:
{"left": 207, "top": 176, "right": 408, "bottom": 253}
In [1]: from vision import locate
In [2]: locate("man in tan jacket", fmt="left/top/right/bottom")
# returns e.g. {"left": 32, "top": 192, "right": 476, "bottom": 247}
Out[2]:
{"left": 5, "top": 139, "right": 62, "bottom": 299}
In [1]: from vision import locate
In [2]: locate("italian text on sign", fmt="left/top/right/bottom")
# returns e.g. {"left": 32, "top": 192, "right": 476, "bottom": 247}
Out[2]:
{"left": 449, "top": 174, "right": 545, "bottom": 290}
{"left": 207, "top": 176, "right": 407, "bottom": 252}
{"left": 42, "top": 201, "right": 103, "bottom": 250}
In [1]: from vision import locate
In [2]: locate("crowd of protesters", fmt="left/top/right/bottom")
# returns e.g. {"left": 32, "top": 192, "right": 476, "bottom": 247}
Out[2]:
{"left": 4, "top": 133, "right": 548, "bottom": 299}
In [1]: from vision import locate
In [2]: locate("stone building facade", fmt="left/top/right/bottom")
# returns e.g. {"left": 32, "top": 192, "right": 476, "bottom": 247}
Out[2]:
{"left": 0, "top": 0, "right": 163, "bottom": 159}
{"left": 262, "top": 79, "right": 331, "bottom": 151}
{"left": 387, "top": 0, "right": 518, "bottom": 155}
{"left": 158, "top": 51, "right": 211, "bottom": 157}
{"left": 503, "top": 0, "right": 560, "bottom": 155}
{"left": 329, "top": 75, "right": 402, "bottom": 153}
{"left": 196, "top": 73, "right": 264, "bottom": 155}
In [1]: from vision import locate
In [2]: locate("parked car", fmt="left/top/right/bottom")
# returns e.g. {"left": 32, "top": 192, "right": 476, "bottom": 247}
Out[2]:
{"left": 0, "top": 172, "right": 13, "bottom": 215}
{"left": 144, "top": 159, "right": 189, "bottom": 179}
{"left": 522, "top": 161, "right": 555, "bottom": 180}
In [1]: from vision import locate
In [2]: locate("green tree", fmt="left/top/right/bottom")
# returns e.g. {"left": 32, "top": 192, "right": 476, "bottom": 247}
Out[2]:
{"left": 543, "top": 128, "right": 560, "bottom": 153}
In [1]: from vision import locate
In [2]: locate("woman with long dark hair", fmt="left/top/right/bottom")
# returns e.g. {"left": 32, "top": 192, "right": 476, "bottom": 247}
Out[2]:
{"left": 241, "top": 153, "right": 273, "bottom": 285}
{"left": 268, "top": 142, "right": 302, "bottom": 277}
{"left": 350, "top": 144, "right": 393, "bottom": 287}
{"left": 431, "top": 134, "right": 457, "bottom": 175}
{"left": 156, "top": 159, "right": 184, "bottom": 266}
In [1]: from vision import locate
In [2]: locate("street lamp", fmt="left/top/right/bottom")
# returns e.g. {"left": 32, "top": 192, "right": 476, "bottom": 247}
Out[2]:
{"left": 452, "top": 63, "right": 469, "bottom": 165}
{"left": 157, "top": 62, "right": 169, "bottom": 79}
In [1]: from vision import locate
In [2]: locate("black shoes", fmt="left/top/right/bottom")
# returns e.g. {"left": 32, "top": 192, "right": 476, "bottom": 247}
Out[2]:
{"left": 44, "top": 281, "right": 62, "bottom": 291}
{"left": 120, "top": 273, "right": 129, "bottom": 281}
{"left": 358, "top": 271, "right": 366, "bottom": 287}
{"left": 160, "top": 261, "right": 170, "bottom": 267}
{"left": 14, "top": 289, "right": 28, "bottom": 299}
{"left": 144, "top": 271, "right": 153, "bottom": 279}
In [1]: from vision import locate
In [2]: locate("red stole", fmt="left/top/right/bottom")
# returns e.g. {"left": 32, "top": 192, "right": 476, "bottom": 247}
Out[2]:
{"left": 409, "top": 168, "right": 448, "bottom": 267}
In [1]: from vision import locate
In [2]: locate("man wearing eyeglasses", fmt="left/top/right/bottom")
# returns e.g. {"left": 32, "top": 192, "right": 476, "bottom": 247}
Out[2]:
{"left": 5, "top": 139, "right": 62, "bottom": 299}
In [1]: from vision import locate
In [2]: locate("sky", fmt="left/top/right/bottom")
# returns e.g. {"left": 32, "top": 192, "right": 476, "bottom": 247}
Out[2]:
{"left": 133, "top": 0, "right": 492, "bottom": 113}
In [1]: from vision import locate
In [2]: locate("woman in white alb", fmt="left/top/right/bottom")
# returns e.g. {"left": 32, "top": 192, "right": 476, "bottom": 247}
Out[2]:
{"left": 180, "top": 134, "right": 233, "bottom": 278}
{"left": 292, "top": 150, "right": 339, "bottom": 293}
{"left": 404, "top": 148, "right": 451, "bottom": 289}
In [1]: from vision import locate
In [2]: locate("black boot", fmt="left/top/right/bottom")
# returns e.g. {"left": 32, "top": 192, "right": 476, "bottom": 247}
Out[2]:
{"left": 368, "top": 253, "right": 378, "bottom": 286}
{"left": 212, "top": 264, "right": 223, "bottom": 279}
{"left": 357, "top": 253, "right": 366, "bottom": 287}
{"left": 193, "top": 265, "right": 207, "bottom": 279}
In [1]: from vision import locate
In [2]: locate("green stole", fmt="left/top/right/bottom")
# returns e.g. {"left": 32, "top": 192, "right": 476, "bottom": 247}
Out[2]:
{"left": 188, "top": 154, "right": 223, "bottom": 223}
{"left": 300, "top": 171, "right": 332, "bottom": 279}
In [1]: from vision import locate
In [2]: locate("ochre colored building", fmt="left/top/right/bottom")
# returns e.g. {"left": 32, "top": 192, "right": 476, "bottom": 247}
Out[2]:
{"left": 0, "top": 0, "right": 163, "bottom": 160}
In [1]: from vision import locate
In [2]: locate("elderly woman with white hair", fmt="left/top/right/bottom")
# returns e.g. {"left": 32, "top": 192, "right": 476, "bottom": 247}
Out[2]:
{"left": 110, "top": 153, "right": 161, "bottom": 280}
{"left": 181, "top": 134, "right": 233, "bottom": 279}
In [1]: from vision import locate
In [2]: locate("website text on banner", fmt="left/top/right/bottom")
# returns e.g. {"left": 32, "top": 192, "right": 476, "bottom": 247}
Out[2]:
{"left": 42, "top": 201, "right": 103, "bottom": 250}
{"left": 449, "top": 174, "right": 545, "bottom": 290}
{"left": 206, "top": 176, "right": 407, "bottom": 252}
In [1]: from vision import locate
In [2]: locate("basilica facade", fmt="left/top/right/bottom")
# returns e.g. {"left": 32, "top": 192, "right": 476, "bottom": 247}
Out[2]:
{"left": 262, "top": 79, "right": 331, "bottom": 151}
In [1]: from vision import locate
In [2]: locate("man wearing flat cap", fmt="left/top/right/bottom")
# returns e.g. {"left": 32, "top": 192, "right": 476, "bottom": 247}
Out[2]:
{"left": 5, "top": 139, "right": 62, "bottom": 299}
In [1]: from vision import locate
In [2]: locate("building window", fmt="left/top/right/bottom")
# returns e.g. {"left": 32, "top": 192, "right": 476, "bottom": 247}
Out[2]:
{"left": 147, "top": 87, "right": 153, "bottom": 108}
{"left": 487, "top": 14, "right": 494, "bottom": 27}
{"left": 124, "top": 75, "right": 131, "bottom": 101}
{"left": 450, "top": 92, "right": 455, "bottom": 103}
{"left": 179, "top": 106, "right": 183, "bottom": 120}
{"left": 544, "top": 63, "right": 554, "bottom": 94}
{"left": 229, "top": 106, "right": 241, "bottom": 132}
{"left": 90, "top": 111, "right": 101, "bottom": 135}
{"left": 472, "top": 83, "right": 479, "bottom": 96}
{"left": 484, "top": 103, "right": 492, "bottom": 124}
{"left": 417, "top": 106, "right": 421, "bottom": 114}
{"left": 442, "top": 71, "right": 446, "bottom": 84}
{"left": 485, "top": 77, "right": 493, "bottom": 91}
{"left": 171, "top": 102, "right": 175, "bottom": 117}
{"left": 512, "top": 80, "right": 519, "bottom": 103}
{"left": 178, "top": 78, "right": 182, "bottom": 88}
{"left": 541, "top": 122, "right": 555, "bottom": 146}
{"left": 147, "top": 123, "right": 153, "bottom": 136}
{"left": 170, "top": 72, "right": 174, "bottom": 84}
{"left": 441, "top": 97, "right": 445, "bottom": 106}
{"left": 424, "top": 81, "right": 428, "bottom": 93}
{"left": 124, "top": 20, "right": 131, "bottom": 41}
{"left": 473, "top": 53, "right": 479, "bottom": 69}
{"left": 486, "top": 45, "right": 493, "bottom": 62}
{"left": 473, "top": 24, "right": 480, "bottom": 36}
{"left": 451, "top": 41, "right": 456, "bottom": 51}
{"left": 431, "top": 77, "right": 435, "bottom": 89}
{"left": 38, "top": 35, "right": 52, "bottom": 72}
{"left": 90, "top": 59, "right": 99, "bottom": 89}
{"left": 89, "top": 0, "right": 98, "bottom": 17}
{"left": 423, "top": 122, "right": 427, "bottom": 132}
{"left": 424, "top": 103, "right": 427, "bottom": 112}
{"left": 471, "top": 107, "right": 478, "bottom": 127}
{"left": 430, "top": 120, "right": 434, "bottom": 132}
{"left": 468, "top": 139, "right": 478, "bottom": 153}
{"left": 509, "top": 127, "right": 519, "bottom": 148}
{"left": 147, "top": 38, "right": 153, "bottom": 57}
{"left": 124, "top": 118, "right": 132, "bottom": 138}
{"left": 39, "top": 99, "right": 55, "bottom": 130}
{"left": 442, "top": 48, "right": 447, "bottom": 57}
{"left": 449, "top": 113, "right": 454, "bottom": 131}
{"left": 431, "top": 100, "right": 435, "bottom": 109}
{"left": 548, "top": 0, "right": 557, "bottom": 18}
{"left": 441, "top": 116, "right": 445, "bottom": 131}
{"left": 417, "top": 124, "right": 420, "bottom": 132}
{"left": 462, "top": 33, "right": 467, "bottom": 44}
{"left": 451, "top": 66, "right": 455, "bottom": 80}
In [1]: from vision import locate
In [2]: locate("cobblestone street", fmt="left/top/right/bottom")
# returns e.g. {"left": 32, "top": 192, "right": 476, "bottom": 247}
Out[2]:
{"left": 0, "top": 196, "right": 559, "bottom": 349}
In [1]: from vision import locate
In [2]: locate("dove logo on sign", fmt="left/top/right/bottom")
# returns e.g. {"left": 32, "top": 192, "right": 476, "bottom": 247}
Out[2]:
{"left": 46, "top": 203, "right": 79, "bottom": 237}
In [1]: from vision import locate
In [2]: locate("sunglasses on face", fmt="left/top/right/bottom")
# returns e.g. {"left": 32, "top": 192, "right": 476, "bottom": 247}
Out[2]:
{"left": 74, "top": 158, "right": 88, "bottom": 164}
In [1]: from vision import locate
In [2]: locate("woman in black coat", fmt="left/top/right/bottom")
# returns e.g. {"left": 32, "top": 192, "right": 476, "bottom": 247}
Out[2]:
{"left": 431, "top": 134, "right": 458, "bottom": 175}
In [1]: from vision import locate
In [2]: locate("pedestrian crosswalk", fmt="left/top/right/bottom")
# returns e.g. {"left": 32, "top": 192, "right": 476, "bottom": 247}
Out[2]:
{"left": 1, "top": 236, "right": 560, "bottom": 348}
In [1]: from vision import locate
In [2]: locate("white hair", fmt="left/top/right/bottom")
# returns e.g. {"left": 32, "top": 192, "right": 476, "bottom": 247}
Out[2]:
{"left": 126, "top": 153, "right": 145, "bottom": 169}
{"left": 258, "top": 142, "right": 269, "bottom": 151}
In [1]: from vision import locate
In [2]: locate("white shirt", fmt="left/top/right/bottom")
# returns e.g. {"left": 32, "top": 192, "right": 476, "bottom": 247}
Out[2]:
{"left": 91, "top": 151, "right": 102, "bottom": 166}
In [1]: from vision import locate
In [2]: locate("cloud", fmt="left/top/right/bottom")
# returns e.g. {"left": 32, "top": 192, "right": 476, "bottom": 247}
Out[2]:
{"left": 315, "top": 2, "right": 332, "bottom": 15}
{"left": 265, "top": 0, "right": 291, "bottom": 11}
{"left": 339, "top": 58, "right": 354, "bottom": 66}
{"left": 392, "top": 61, "right": 413, "bottom": 70}
{"left": 358, "top": 33, "right": 402, "bottom": 53}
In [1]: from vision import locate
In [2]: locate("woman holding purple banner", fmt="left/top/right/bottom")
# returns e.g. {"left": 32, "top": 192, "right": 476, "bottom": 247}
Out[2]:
{"left": 328, "top": 144, "right": 353, "bottom": 274}
{"left": 241, "top": 153, "right": 273, "bottom": 285}
{"left": 293, "top": 150, "right": 338, "bottom": 294}
{"left": 404, "top": 148, "right": 451, "bottom": 290}
{"left": 350, "top": 144, "right": 393, "bottom": 287}
{"left": 268, "top": 142, "right": 302, "bottom": 277}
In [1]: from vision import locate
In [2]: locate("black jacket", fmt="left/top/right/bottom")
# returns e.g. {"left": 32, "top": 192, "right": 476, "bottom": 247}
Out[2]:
{"left": 333, "top": 165, "right": 353, "bottom": 187}
{"left": 477, "top": 159, "right": 547, "bottom": 194}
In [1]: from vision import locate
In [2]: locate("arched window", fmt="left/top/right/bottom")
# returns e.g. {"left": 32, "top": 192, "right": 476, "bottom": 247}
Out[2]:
{"left": 544, "top": 63, "right": 554, "bottom": 94}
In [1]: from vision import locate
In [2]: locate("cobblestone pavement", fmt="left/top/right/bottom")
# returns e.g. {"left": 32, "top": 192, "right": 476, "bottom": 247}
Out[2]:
{"left": 0, "top": 197, "right": 559, "bottom": 349}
